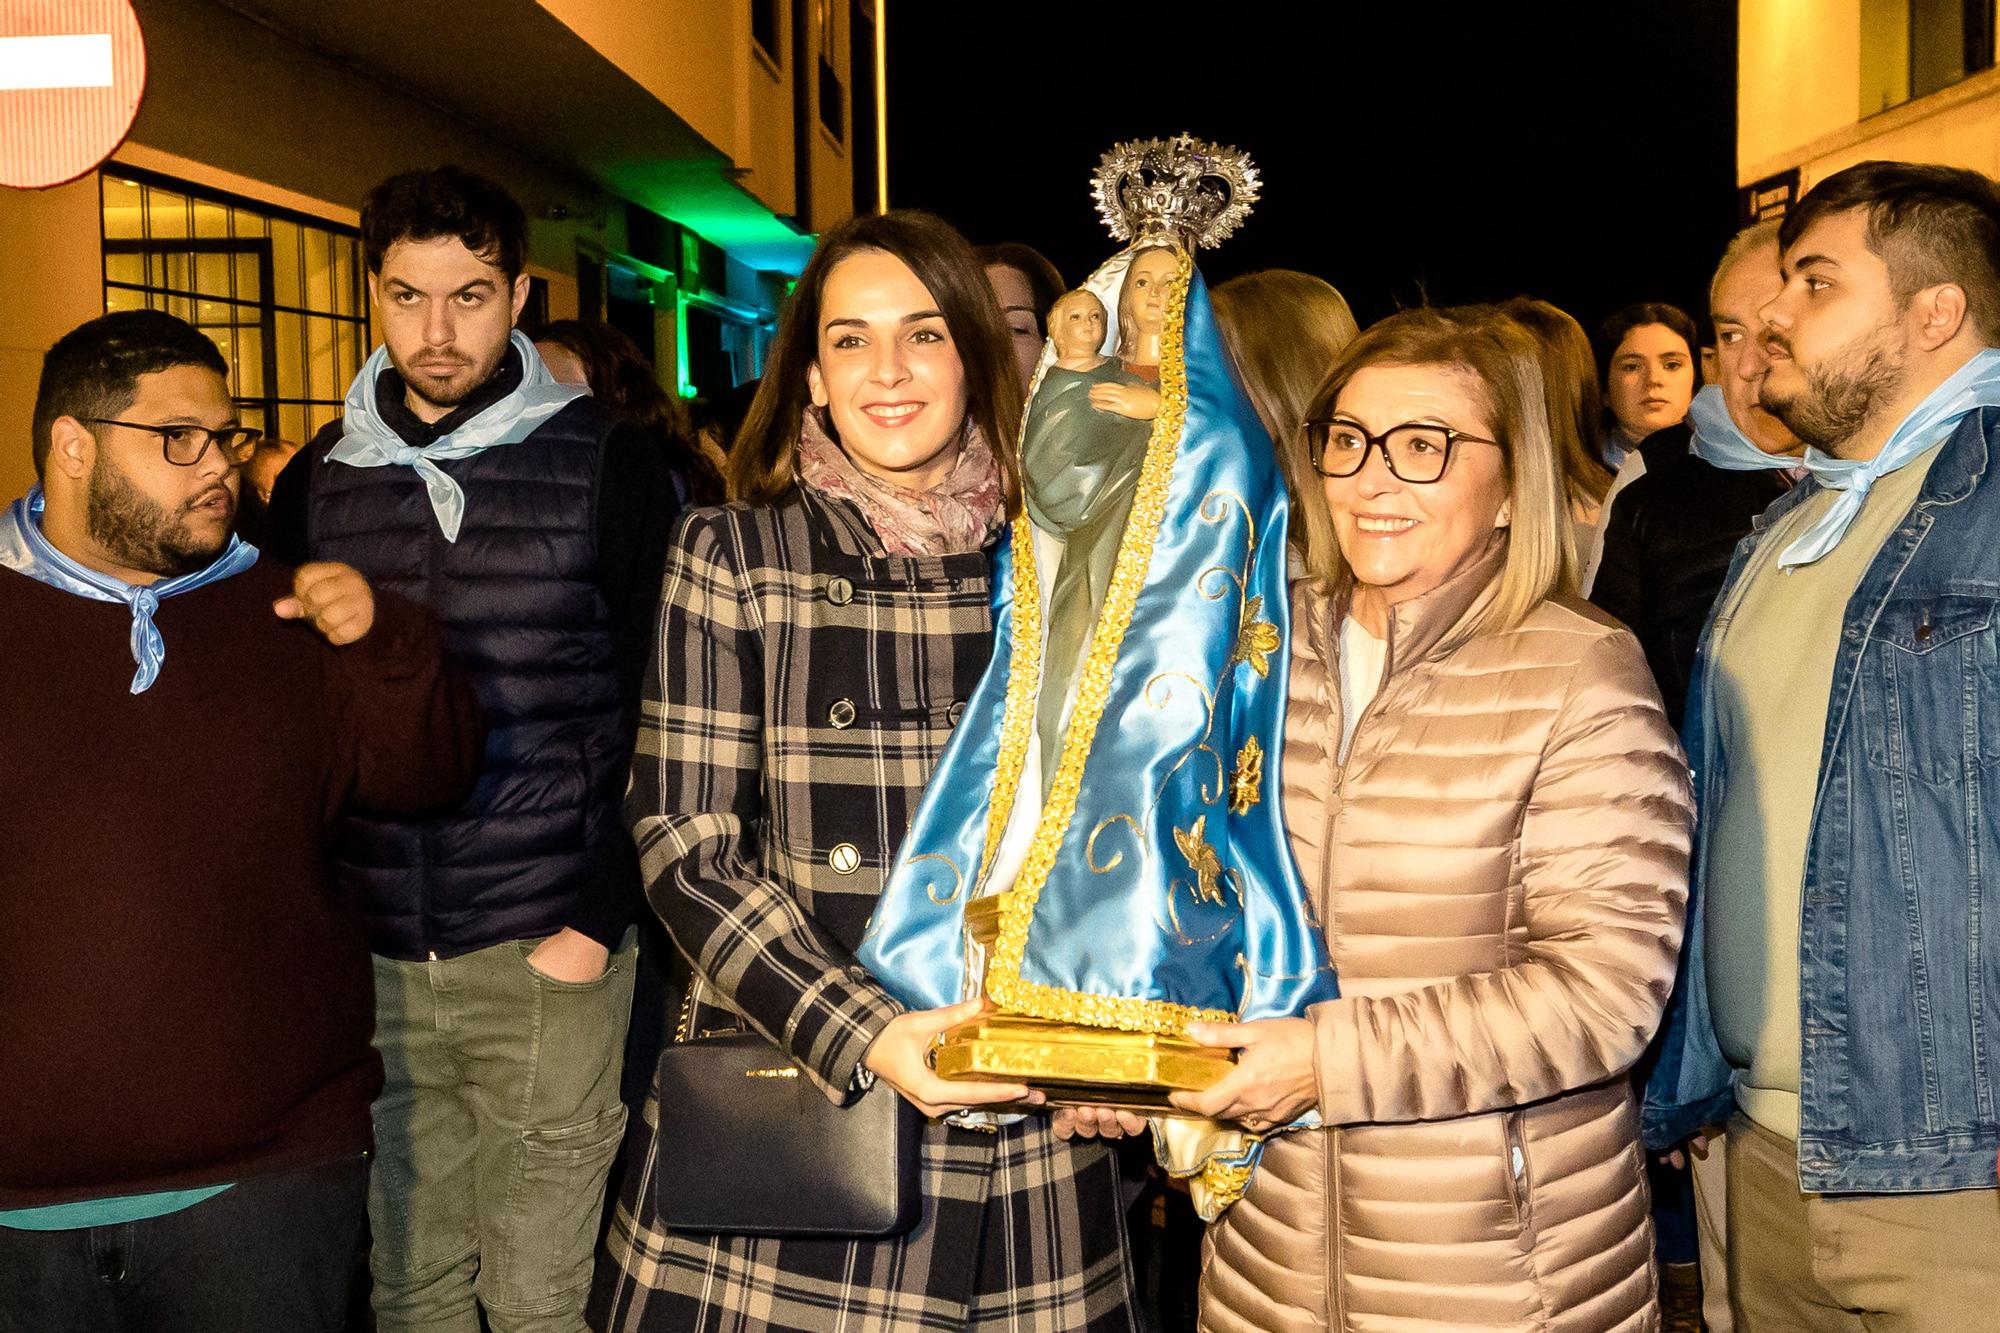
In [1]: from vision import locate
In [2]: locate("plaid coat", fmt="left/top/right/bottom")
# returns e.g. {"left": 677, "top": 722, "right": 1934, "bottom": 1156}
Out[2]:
{"left": 592, "top": 485, "right": 1137, "bottom": 1333}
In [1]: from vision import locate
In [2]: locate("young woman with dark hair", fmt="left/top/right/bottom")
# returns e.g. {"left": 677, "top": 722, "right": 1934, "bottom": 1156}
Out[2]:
{"left": 591, "top": 209, "right": 1136, "bottom": 1333}
{"left": 1595, "top": 301, "right": 1700, "bottom": 470}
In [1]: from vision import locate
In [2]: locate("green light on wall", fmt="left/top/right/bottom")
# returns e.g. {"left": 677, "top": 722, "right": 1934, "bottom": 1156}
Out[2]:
{"left": 676, "top": 289, "right": 694, "bottom": 399}
{"left": 681, "top": 231, "right": 703, "bottom": 295}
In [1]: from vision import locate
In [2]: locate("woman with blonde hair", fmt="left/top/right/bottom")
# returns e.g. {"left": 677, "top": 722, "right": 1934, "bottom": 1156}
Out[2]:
{"left": 1179, "top": 305, "right": 1692, "bottom": 1331}
{"left": 1212, "top": 270, "right": 1360, "bottom": 570}
{"left": 1500, "top": 297, "right": 1618, "bottom": 587}
{"left": 1500, "top": 297, "right": 1613, "bottom": 522}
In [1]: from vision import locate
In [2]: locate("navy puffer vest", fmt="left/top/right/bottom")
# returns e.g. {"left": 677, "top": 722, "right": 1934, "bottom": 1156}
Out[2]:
{"left": 306, "top": 399, "right": 623, "bottom": 959}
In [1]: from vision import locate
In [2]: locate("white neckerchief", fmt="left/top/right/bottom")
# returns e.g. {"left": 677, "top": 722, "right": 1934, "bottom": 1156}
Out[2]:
{"left": 324, "top": 330, "right": 585, "bottom": 542}
{"left": 0, "top": 484, "right": 259, "bottom": 693}
{"left": 1779, "top": 348, "right": 2000, "bottom": 570}
{"left": 1687, "top": 386, "right": 1798, "bottom": 473}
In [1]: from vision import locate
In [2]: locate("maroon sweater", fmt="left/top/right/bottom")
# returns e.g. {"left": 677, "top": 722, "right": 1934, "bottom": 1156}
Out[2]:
{"left": 0, "top": 558, "right": 482, "bottom": 1207}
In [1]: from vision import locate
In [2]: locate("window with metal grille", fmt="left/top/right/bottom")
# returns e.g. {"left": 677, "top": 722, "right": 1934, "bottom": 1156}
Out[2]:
{"left": 99, "top": 167, "right": 370, "bottom": 448}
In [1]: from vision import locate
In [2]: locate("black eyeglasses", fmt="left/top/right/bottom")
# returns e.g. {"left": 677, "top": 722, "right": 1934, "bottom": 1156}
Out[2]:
{"left": 1303, "top": 418, "right": 1500, "bottom": 483}
{"left": 83, "top": 418, "right": 263, "bottom": 468}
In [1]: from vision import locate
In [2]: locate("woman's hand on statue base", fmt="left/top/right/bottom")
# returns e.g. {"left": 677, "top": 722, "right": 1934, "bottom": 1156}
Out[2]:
{"left": 863, "top": 997, "right": 1044, "bottom": 1120}
{"left": 1051, "top": 1106, "right": 1148, "bottom": 1140}
{"left": 1166, "top": 1017, "right": 1318, "bottom": 1133}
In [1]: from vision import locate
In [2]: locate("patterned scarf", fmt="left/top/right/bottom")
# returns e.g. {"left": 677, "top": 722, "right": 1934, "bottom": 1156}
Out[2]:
{"left": 795, "top": 408, "right": 1004, "bottom": 556}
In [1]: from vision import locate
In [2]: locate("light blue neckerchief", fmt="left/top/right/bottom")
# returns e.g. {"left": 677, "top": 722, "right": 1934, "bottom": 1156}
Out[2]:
{"left": 1687, "top": 386, "right": 1797, "bottom": 473}
{"left": 325, "top": 330, "right": 585, "bottom": 542}
{"left": 0, "top": 484, "right": 259, "bottom": 694}
{"left": 1779, "top": 348, "right": 2000, "bottom": 570}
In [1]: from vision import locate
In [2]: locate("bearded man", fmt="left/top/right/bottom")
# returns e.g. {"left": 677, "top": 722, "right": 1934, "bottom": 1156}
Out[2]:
{"left": 1644, "top": 160, "right": 2000, "bottom": 1333}
{"left": 0, "top": 309, "right": 480, "bottom": 1332}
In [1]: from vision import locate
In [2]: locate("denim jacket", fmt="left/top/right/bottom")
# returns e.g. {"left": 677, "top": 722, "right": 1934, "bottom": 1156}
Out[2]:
{"left": 1643, "top": 407, "right": 2000, "bottom": 1194}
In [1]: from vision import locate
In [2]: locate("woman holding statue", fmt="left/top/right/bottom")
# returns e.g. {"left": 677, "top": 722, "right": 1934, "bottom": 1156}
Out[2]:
{"left": 1189, "top": 306, "right": 1693, "bottom": 1332}
{"left": 591, "top": 209, "right": 1136, "bottom": 1333}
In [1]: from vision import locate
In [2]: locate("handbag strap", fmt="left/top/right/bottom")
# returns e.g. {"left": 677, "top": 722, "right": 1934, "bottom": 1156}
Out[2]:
{"left": 673, "top": 973, "right": 749, "bottom": 1044}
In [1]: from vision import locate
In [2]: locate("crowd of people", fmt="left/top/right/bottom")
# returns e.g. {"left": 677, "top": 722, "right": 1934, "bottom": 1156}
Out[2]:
{"left": 2, "top": 154, "right": 1999, "bottom": 1333}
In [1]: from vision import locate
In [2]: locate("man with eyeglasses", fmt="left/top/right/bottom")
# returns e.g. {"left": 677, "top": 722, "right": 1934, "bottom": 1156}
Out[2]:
{"left": 0, "top": 309, "right": 482, "bottom": 1333}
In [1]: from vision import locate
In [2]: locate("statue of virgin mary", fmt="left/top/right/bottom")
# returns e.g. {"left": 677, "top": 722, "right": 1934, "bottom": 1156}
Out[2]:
{"left": 857, "top": 136, "right": 1338, "bottom": 1215}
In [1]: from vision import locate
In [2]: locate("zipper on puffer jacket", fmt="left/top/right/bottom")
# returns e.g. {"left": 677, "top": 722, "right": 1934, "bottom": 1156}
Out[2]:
{"left": 1502, "top": 1109, "right": 1533, "bottom": 1232}
{"left": 1321, "top": 604, "right": 1396, "bottom": 924}
{"left": 1325, "top": 1125, "right": 1344, "bottom": 1327}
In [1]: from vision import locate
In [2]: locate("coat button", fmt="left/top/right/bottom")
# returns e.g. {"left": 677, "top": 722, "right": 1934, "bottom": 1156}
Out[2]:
{"left": 829, "top": 842, "right": 862, "bottom": 875}
{"left": 827, "top": 576, "right": 854, "bottom": 606}
{"left": 947, "top": 700, "right": 966, "bottom": 726}
{"left": 828, "top": 698, "right": 857, "bottom": 729}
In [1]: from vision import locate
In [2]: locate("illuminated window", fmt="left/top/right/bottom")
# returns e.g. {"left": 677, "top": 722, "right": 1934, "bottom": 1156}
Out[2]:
{"left": 1860, "top": 0, "right": 1997, "bottom": 115}
{"left": 681, "top": 298, "right": 770, "bottom": 401}
{"left": 99, "top": 169, "right": 370, "bottom": 447}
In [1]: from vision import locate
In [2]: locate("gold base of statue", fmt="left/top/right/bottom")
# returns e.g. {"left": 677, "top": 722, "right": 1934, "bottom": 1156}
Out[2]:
{"left": 931, "top": 1012, "right": 1233, "bottom": 1114}
{"left": 934, "top": 893, "right": 1233, "bottom": 1115}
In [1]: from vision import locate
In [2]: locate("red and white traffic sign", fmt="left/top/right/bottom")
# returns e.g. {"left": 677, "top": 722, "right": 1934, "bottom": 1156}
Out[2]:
{"left": 0, "top": 0, "right": 145, "bottom": 190}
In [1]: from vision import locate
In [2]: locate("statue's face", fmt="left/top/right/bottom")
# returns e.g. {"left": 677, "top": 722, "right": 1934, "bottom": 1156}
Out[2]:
{"left": 1117, "top": 249, "right": 1179, "bottom": 347}
{"left": 1050, "top": 292, "right": 1107, "bottom": 360}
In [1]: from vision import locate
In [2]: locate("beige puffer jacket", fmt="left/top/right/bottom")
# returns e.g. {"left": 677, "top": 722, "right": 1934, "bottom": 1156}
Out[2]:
{"left": 1200, "top": 543, "right": 1693, "bottom": 1333}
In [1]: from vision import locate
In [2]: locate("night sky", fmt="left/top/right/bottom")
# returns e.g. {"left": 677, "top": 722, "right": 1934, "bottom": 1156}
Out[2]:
{"left": 887, "top": 0, "right": 1739, "bottom": 338}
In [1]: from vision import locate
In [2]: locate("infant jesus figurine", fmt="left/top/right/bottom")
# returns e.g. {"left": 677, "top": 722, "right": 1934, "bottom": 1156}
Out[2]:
{"left": 1019, "top": 276, "right": 1174, "bottom": 781}
{"left": 1042, "top": 287, "right": 1163, "bottom": 420}
{"left": 1026, "top": 288, "right": 1159, "bottom": 471}
{"left": 1050, "top": 289, "right": 1114, "bottom": 372}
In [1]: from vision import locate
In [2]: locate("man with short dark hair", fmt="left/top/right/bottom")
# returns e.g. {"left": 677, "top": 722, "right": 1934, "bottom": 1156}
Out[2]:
{"left": 266, "top": 165, "right": 679, "bottom": 1332}
{"left": 0, "top": 309, "right": 481, "bottom": 1332}
{"left": 1646, "top": 160, "right": 2000, "bottom": 1331}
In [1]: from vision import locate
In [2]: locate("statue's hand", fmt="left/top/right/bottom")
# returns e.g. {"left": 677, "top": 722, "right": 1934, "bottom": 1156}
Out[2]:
{"left": 1089, "top": 382, "right": 1161, "bottom": 421}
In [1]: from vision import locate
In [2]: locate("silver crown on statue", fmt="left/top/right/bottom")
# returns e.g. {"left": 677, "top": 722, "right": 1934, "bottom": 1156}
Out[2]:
{"left": 1091, "top": 133, "right": 1260, "bottom": 251}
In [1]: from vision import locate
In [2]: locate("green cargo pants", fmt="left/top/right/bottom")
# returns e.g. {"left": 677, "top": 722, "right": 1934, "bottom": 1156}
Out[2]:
{"left": 368, "top": 929, "right": 637, "bottom": 1333}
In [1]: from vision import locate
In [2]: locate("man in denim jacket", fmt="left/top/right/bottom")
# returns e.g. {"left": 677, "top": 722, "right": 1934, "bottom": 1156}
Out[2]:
{"left": 1644, "top": 160, "right": 2000, "bottom": 1331}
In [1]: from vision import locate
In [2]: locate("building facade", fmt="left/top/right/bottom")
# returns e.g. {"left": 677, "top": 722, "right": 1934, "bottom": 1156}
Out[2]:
{"left": 1738, "top": 0, "right": 1999, "bottom": 218}
{"left": 0, "top": 0, "right": 886, "bottom": 502}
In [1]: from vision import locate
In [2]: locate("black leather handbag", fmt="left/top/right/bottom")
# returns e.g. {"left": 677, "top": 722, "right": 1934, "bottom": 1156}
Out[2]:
{"left": 651, "top": 991, "right": 924, "bottom": 1238}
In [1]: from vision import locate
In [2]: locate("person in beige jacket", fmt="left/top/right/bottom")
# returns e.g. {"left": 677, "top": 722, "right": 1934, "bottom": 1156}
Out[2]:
{"left": 1166, "top": 305, "right": 1694, "bottom": 1332}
